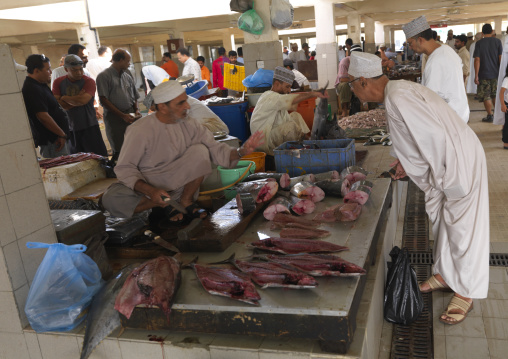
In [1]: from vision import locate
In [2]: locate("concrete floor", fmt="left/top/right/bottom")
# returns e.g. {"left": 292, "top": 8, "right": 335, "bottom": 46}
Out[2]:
{"left": 378, "top": 95, "right": 508, "bottom": 359}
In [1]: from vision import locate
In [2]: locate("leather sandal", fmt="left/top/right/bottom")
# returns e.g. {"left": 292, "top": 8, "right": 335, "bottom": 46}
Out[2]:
{"left": 185, "top": 203, "right": 209, "bottom": 220}
{"left": 439, "top": 296, "right": 473, "bottom": 325}
{"left": 419, "top": 275, "right": 452, "bottom": 293}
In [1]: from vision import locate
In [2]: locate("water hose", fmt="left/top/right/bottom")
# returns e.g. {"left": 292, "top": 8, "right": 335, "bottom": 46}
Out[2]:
{"left": 199, "top": 163, "right": 253, "bottom": 195}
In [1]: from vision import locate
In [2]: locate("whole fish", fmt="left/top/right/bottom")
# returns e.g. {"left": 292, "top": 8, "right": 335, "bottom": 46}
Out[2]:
{"left": 213, "top": 254, "right": 318, "bottom": 289}
{"left": 260, "top": 253, "right": 366, "bottom": 277}
{"left": 235, "top": 179, "right": 279, "bottom": 203}
{"left": 114, "top": 256, "right": 181, "bottom": 320}
{"left": 315, "top": 179, "right": 351, "bottom": 197}
{"left": 189, "top": 259, "right": 261, "bottom": 305}
{"left": 290, "top": 181, "right": 325, "bottom": 202}
{"left": 310, "top": 81, "right": 330, "bottom": 140}
{"left": 289, "top": 174, "right": 316, "bottom": 188}
{"left": 80, "top": 263, "right": 139, "bottom": 359}
{"left": 313, "top": 171, "right": 340, "bottom": 182}
{"left": 244, "top": 172, "right": 291, "bottom": 189}
{"left": 249, "top": 237, "right": 348, "bottom": 254}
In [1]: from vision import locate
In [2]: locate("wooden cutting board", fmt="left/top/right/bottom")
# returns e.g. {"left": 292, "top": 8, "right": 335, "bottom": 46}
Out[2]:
{"left": 62, "top": 178, "right": 118, "bottom": 201}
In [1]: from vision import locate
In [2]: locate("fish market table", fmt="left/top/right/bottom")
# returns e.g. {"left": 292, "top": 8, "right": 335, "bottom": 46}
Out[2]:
{"left": 122, "top": 178, "right": 392, "bottom": 354}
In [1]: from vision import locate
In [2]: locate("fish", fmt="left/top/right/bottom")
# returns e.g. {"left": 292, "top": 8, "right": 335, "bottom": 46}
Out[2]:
{"left": 114, "top": 256, "right": 181, "bottom": 320}
{"left": 289, "top": 174, "right": 316, "bottom": 188}
{"left": 263, "top": 196, "right": 316, "bottom": 220}
{"left": 340, "top": 166, "right": 368, "bottom": 184}
{"left": 213, "top": 254, "right": 318, "bottom": 289}
{"left": 288, "top": 196, "right": 316, "bottom": 215}
{"left": 249, "top": 237, "right": 348, "bottom": 254}
{"left": 260, "top": 253, "right": 367, "bottom": 277}
{"left": 80, "top": 263, "right": 138, "bottom": 359}
{"left": 313, "top": 170, "right": 340, "bottom": 182}
{"left": 270, "top": 221, "right": 320, "bottom": 231}
{"left": 313, "top": 204, "right": 343, "bottom": 222}
{"left": 272, "top": 213, "right": 319, "bottom": 227}
{"left": 279, "top": 227, "right": 330, "bottom": 239}
{"left": 343, "top": 185, "right": 371, "bottom": 205}
{"left": 290, "top": 181, "right": 325, "bottom": 202}
{"left": 189, "top": 259, "right": 261, "bottom": 305}
{"left": 310, "top": 81, "right": 330, "bottom": 140}
{"left": 315, "top": 179, "right": 351, "bottom": 197}
{"left": 236, "top": 193, "right": 257, "bottom": 215}
{"left": 235, "top": 179, "right": 279, "bottom": 203}
{"left": 338, "top": 202, "right": 363, "bottom": 222}
{"left": 244, "top": 172, "right": 291, "bottom": 189}
{"left": 350, "top": 180, "right": 374, "bottom": 191}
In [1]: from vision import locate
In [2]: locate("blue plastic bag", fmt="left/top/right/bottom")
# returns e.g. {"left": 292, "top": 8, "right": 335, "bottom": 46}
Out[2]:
{"left": 24, "top": 242, "right": 102, "bottom": 332}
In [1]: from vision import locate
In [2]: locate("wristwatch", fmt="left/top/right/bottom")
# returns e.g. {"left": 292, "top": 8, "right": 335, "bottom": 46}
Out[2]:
{"left": 237, "top": 147, "right": 243, "bottom": 158}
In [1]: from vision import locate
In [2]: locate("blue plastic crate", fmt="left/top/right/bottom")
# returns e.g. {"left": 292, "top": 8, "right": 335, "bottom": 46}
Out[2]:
{"left": 274, "top": 139, "right": 355, "bottom": 177}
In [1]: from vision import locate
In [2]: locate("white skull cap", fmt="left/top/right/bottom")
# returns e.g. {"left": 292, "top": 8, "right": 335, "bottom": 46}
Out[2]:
{"left": 151, "top": 80, "right": 185, "bottom": 104}
{"left": 348, "top": 52, "right": 383, "bottom": 78}
{"left": 402, "top": 15, "right": 431, "bottom": 39}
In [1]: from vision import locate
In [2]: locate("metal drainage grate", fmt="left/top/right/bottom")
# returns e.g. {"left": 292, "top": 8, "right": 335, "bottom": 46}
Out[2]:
{"left": 409, "top": 252, "right": 433, "bottom": 266}
{"left": 401, "top": 181, "right": 430, "bottom": 252}
{"left": 490, "top": 253, "right": 508, "bottom": 267}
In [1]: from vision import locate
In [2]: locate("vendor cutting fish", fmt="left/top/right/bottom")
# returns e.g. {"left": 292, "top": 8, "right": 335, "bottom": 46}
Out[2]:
{"left": 101, "top": 80, "right": 264, "bottom": 223}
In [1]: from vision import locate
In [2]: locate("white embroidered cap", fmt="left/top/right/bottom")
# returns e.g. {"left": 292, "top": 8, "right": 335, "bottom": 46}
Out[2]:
{"left": 151, "top": 80, "right": 185, "bottom": 104}
{"left": 348, "top": 52, "right": 383, "bottom": 79}
{"left": 402, "top": 15, "right": 430, "bottom": 39}
{"left": 273, "top": 66, "right": 295, "bottom": 84}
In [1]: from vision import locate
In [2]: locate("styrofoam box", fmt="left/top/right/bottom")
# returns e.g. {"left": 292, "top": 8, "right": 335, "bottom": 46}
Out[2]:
{"left": 41, "top": 159, "right": 106, "bottom": 200}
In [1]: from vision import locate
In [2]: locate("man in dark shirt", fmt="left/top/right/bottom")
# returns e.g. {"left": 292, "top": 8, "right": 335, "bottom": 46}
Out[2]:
{"left": 53, "top": 54, "right": 108, "bottom": 156}
{"left": 474, "top": 23, "right": 503, "bottom": 122}
{"left": 22, "top": 54, "right": 70, "bottom": 158}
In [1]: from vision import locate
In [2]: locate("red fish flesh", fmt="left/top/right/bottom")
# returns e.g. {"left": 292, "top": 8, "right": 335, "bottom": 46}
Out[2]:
{"left": 245, "top": 173, "right": 291, "bottom": 189}
{"left": 280, "top": 227, "right": 330, "bottom": 239}
{"left": 114, "top": 256, "right": 181, "bottom": 320}
{"left": 343, "top": 186, "right": 370, "bottom": 205}
{"left": 272, "top": 213, "right": 319, "bottom": 227}
{"left": 289, "top": 196, "right": 316, "bottom": 215}
{"left": 263, "top": 197, "right": 291, "bottom": 220}
{"left": 339, "top": 203, "right": 362, "bottom": 221}
{"left": 313, "top": 204, "right": 342, "bottom": 222}
{"left": 290, "top": 181, "right": 325, "bottom": 202}
{"left": 235, "top": 179, "right": 279, "bottom": 203}
{"left": 190, "top": 263, "right": 260, "bottom": 305}
{"left": 250, "top": 237, "right": 348, "bottom": 254}
{"left": 262, "top": 253, "right": 366, "bottom": 277}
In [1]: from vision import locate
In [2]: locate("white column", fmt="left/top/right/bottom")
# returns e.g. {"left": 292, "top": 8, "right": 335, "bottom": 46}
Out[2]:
{"left": 281, "top": 35, "right": 290, "bottom": 48}
{"left": 222, "top": 29, "right": 236, "bottom": 53}
{"left": 384, "top": 26, "right": 391, "bottom": 47}
{"left": 190, "top": 43, "right": 199, "bottom": 58}
{"left": 363, "top": 16, "right": 375, "bottom": 53}
{"left": 76, "top": 25, "right": 99, "bottom": 59}
{"left": 375, "top": 21, "right": 384, "bottom": 47}
{"left": 154, "top": 44, "right": 165, "bottom": 64}
{"left": 390, "top": 29, "right": 395, "bottom": 49}
{"left": 347, "top": 11, "right": 361, "bottom": 44}
{"left": 475, "top": 23, "right": 483, "bottom": 34}
{"left": 494, "top": 16, "right": 504, "bottom": 34}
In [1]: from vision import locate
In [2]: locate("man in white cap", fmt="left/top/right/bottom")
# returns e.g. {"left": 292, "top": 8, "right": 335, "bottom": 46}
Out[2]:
{"left": 250, "top": 66, "right": 327, "bottom": 159}
{"left": 403, "top": 15, "right": 470, "bottom": 123}
{"left": 101, "top": 80, "right": 264, "bottom": 222}
{"left": 466, "top": 32, "right": 474, "bottom": 51}
{"left": 347, "top": 51, "right": 489, "bottom": 326}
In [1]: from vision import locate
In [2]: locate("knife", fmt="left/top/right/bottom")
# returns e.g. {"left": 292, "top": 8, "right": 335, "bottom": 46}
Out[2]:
{"left": 144, "top": 230, "right": 181, "bottom": 253}
{"left": 161, "top": 196, "right": 188, "bottom": 215}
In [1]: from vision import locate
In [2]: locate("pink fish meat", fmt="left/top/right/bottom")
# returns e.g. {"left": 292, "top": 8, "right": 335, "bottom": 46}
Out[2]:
{"left": 263, "top": 197, "right": 291, "bottom": 220}
{"left": 272, "top": 213, "right": 319, "bottom": 227}
{"left": 250, "top": 237, "right": 348, "bottom": 254}
{"left": 343, "top": 189, "right": 370, "bottom": 205}
{"left": 313, "top": 204, "right": 342, "bottom": 222}
{"left": 339, "top": 202, "right": 362, "bottom": 221}
{"left": 245, "top": 173, "right": 291, "bottom": 189}
{"left": 235, "top": 179, "right": 279, "bottom": 203}
{"left": 290, "top": 181, "right": 325, "bottom": 202}
{"left": 289, "top": 196, "right": 316, "bottom": 215}
{"left": 280, "top": 227, "right": 330, "bottom": 239}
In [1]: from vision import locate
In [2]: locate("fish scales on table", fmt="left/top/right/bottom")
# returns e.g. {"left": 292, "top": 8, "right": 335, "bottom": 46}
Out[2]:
{"left": 315, "top": 179, "right": 351, "bottom": 197}
{"left": 289, "top": 174, "right": 316, "bottom": 188}
{"left": 272, "top": 213, "right": 320, "bottom": 227}
{"left": 114, "top": 256, "right": 181, "bottom": 320}
{"left": 290, "top": 181, "right": 325, "bottom": 202}
{"left": 80, "top": 263, "right": 139, "bottom": 359}
{"left": 213, "top": 254, "right": 318, "bottom": 289}
{"left": 189, "top": 260, "right": 261, "bottom": 305}
{"left": 249, "top": 237, "right": 348, "bottom": 255}
{"left": 244, "top": 172, "right": 291, "bottom": 189}
{"left": 312, "top": 171, "right": 340, "bottom": 182}
{"left": 234, "top": 179, "right": 279, "bottom": 203}
{"left": 261, "top": 253, "right": 366, "bottom": 277}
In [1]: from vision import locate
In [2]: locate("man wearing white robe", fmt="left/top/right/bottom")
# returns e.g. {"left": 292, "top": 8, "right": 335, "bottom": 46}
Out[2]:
{"left": 250, "top": 67, "right": 327, "bottom": 156}
{"left": 403, "top": 16, "right": 470, "bottom": 123}
{"left": 348, "top": 52, "right": 489, "bottom": 325}
{"left": 102, "top": 81, "right": 264, "bottom": 220}
{"left": 493, "top": 34, "right": 508, "bottom": 126}
{"left": 466, "top": 33, "right": 483, "bottom": 94}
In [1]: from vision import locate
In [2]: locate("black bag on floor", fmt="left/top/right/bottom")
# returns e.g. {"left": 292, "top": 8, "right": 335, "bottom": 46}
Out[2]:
{"left": 384, "top": 246, "right": 424, "bottom": 325}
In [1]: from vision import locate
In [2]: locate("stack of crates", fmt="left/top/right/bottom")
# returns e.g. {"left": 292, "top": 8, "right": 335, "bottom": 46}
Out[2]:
{"left": 224, "top": 63, "right": 247, "bottom": 92}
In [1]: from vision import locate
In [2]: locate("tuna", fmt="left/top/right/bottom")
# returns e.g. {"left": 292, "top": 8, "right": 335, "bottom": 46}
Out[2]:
{"left": 290, "top": 181, "right": 325, "bottom": 202}
{"left": 263, "top": 197, "right": 291, "bottom": 220}
{"left": 315, "top": 179, "right": 351, "bottom": 197}
{"left": 310, "top": 81, "right": 330, "bottom": 140}
{"left": 261, "top": 253, "right": 367, "bottom": 277}
{"left": 272, "top": 213, "right": 319, "bottom": 227}
{"left": 280, "top": 227, "right": 330, "bottom": 239}
{"left": 289, "top": 174, "right": 316, "bottom": 188}
{"left": 250, "top": 237, "right": 348, "bottom": 255}
{"left": 339, "top": 202, "right": 363, "bottom": 221}
{"left": 288, "top": 196, "right": 316, "bottom": 215}
{"left": 340, "top": 166, "right": 368, "bottom": 184}
{"left": 235, "top": 179, "right": 279, "bottom": 203}
{"left": 313, "top": 170, "right": 340, "bottom": 182}
{"left": 351, "top": 180, "right": 374, "bottom": 191}
{"left": 114, "top": 256, "right": 181, "bottom": 320}
{"left": 245, "top": 172, "right": 291, "bottom": 189}
{"left": 236, "top": 193, "right": 257, "bottom": 215}
{"left": 343, "top": 185, "right": 371, "bottom": 205}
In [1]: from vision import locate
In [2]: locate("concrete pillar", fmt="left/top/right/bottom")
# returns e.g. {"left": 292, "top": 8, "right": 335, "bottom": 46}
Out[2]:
{"left": 375, "top": 22, "right": 384, "bottom": 48}
{"left": 363, "top": 16, "right": 375, "bottom": 53}
{"left": 76, "top": 25, "right": 99, "bottom": 59}
{"left": 222, "top": 29, "right": 236, "bottom": 53}
{"left": 190, "top": 43, "right": 199, "bottom": 58}
{"left": 390, "top": 29, "right": 395, "bottom": 50}
{"left": 281, "top": 35, "right": 290, "bottom": 49}
{"left": 242, "top": 0, "right": 283, "bottom": 75}
{"left": 20, "top": 45, "right": 39, "bottom": 58}
{"left": 315, "top": 0, "right": 338, "bottom": 113}
{"left": 130, "top": 44, "right": 143, "bottom": 88}
{"left": 384, "top": 26, "right": 392, "bottom": 48}
{"left": 475, "top": 23, "right": 483, "bottom": 34}
{"left": 494, "top": 16, "right": 504, "bottom": 34}
{"left": 347, "top": 11, "right": 361, "bottom": 44}
{"left": 154, "top": 44, "right": 165, "bottom": 64}
{"left": 199, "top": 45, "right": 212, "bottom": 68}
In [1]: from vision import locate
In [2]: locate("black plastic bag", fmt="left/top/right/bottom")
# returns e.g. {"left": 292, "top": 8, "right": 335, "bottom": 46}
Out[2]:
{"left": 384, "top": 246, "right": 424, "bottom": 325}
{"left": 230, "top": 0, "right": 253, "bottom": 13}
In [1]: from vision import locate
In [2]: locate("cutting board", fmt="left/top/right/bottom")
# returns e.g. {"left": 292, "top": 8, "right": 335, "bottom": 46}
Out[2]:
{"left": 62, "top": 178, "right": 118, "bottom": 201}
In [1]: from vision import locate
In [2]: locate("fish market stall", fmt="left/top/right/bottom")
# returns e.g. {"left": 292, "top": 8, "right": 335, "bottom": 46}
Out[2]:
{"left": 120, "top": 178, "right": 392, "bottom": 354}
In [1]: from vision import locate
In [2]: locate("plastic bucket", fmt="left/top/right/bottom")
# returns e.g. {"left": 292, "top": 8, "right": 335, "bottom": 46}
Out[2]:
{"left": 296, "top": 97, "right": 317, "bottom": 130}
{"left": 208, "top": 101, "right": 249, "bottom": 142}
{"left": 186, "top": 80, "right": 209, "bottom": 99}
{"left": 241, "top": 152, "right": 266, "bottom": 173}
{"left": 217, "top": 160, "right": 256, "bottom": 200}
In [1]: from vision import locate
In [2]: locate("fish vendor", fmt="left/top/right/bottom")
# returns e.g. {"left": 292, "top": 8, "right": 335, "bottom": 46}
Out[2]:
{"left": 250, "top": 66, "right": 328, "bottom": 157}
{"left": 347, "top": 52, "right": 489, "bottom": 325}
{"left": 101, "top": 80, "right": 264, "bottom": 222}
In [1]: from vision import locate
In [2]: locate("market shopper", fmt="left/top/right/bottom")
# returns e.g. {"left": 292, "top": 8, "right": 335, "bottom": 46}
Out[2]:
{"left": 474, "top": 23, "right": 503, "bottom": 123}
{"left": 101, "top": 80, "right": 264, "bottom": 221}
{"left": 288, "top": 43, "right": 307, "bottom": 70}
{"left": 283, "top": 58, "right": 310, "bottom": 90}
{"left": 87, "top": 46, "right": 112, "bottom": 79}
{"left": 466, "top": 33, "right": 483, "bottom": 94}
{"left": 250, "top": 66, "right": 327, "bottom": 157}
{"left": 177, "top": 48, "right": 202, "bottom": 81}
{"left": 96, "top": 49, "right": 141, "bottom": 162}
{"left": 23, "top": 54, "right": 70, "bottom": 158}
{"left": 197, "top": 56, "right": 212, "bottom": 89}
{"left": 160, "top": 52, "right": 179, "bottom": 79}
{"left": 51, "top": 44, "right": 90, "bottom": 89}
{"left": 212, "top": 47, "right": 229, "bottom": 91}
{"left": 403, "top": 16, "right": 470, "bottom": 123}
{"left": 335, "top": 45, "right": 362, "bottom": 118}
{"left": 348, "top": 51, "right": 489, "bottom": 325}
{"left": 228, "top": 50, "right": 238, "bottom": 65}
{"left": 454, "top": 34, "right": 470, "bottom": 86}
{"left": 498, "top": 64, "right": 508, "bottom": 149}
{"left": 52, "top": 54, "right": 107, "bottom": 156}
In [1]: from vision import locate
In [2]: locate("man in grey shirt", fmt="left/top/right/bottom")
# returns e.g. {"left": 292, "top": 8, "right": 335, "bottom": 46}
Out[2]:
{"left": 474, "top": 23, "right": 503, "bottom": 122}
{"left": 97, "top": 49, "right": 141, "bottom": 161}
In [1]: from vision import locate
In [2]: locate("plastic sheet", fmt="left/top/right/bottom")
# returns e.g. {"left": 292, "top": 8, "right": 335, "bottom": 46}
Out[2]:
{"left": 270, "top": 0, "right": 294, "bottom": 29}
{"left": 238, "top": 8, "right": 264, "bottom": 35}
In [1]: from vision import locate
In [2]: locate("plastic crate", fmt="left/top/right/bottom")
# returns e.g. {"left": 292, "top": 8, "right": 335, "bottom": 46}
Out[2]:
{"left": 224, "top": 63, "right": 247, "bottom": 92}
{"left": 274, "top": 139, "right": 355, "bottom": 177}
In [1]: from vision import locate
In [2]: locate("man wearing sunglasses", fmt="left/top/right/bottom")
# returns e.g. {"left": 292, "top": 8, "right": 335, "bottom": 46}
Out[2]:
{"left": 52, "top": 54, "right": 108, "bottom": 156}
{"left": 22, "top": 54, "right": 70, "bottom": 158}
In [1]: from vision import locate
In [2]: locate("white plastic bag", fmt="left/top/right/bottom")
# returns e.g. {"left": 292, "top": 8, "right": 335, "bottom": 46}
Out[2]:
{"left": 270, "top": 0, "right": 294, "bottom": 30}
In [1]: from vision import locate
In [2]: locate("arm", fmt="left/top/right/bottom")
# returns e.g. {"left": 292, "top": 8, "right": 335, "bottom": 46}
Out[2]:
{"left": 60, "top": 92, "right": 92, "bottom": 107}
{"left": 228, "top": 130, "right": 265, "bottom": 162}
{"left": 474, "top": 57, "right": 480, "bottom": 84}
{"left": 35, "top": 112, "right": 67, "bottom": 151}
{"left": 133, "top": 179, "right": 170, "bottom": 208}
{"left": 54, "top": 95, "right": 75, "bottom": 110}
{"left": 291, "top": 91, "right": 328, "bottom": 106}
{"left": 500, "top": 88, "right": 507, "bottom": 113}
{"left": 100, "top": 96, "right": 135, "bottom": 123}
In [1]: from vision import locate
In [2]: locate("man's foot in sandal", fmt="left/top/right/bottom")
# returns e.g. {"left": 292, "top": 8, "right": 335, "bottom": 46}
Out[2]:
{"left": 185, "top": 203, "right": 209, "bottom": 220}
{"left": 440, "top": 295, "right": 473, "bottom": 325}
{"left": 419, "top": 274, "right": 452, "bottom": 293}
{"left": 163, "top": 205, "right": 187, "bottom": 224}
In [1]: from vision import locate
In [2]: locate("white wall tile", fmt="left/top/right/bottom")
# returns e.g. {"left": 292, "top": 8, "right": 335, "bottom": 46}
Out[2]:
{"left": 0, "top": 139, "right": 42, "bottom": 194}
{"left": 18, "top": 225, "right": 56, "bottom": 285}
{"left": 3, "top": 240, "right": 28, "bottom": 290}
{"left": 14, "top": 283, "right": 30, "bottom": 329}
{"left": 119, "top": 340, "right": 165, "bottom": 359}
{"left": 0, "top": 331, "right": 30, "bottom": 359}
{"left": 37, "top": 333, "right": 81, "bottom": 358}
{"left": 210, "top": 348, "right": 259, "bottom": 359}
{"left": 0, "top": 290, "right": 24, "bottom": 332}
{"left": 0, "top": 93, "right": 32, "bottom": 147}
{"left": 0, "top": 195, "right": 16, "bottom": 247}
{"left": 0, "top": 247, "right": 13, "bottom": 291}
{"left": 6, "top": 183, "right": 53, "bottom": 239}
{"left": 24, "top": 331, "right": 43, "bottom": 359}
{"left": 76, "top": 337, "right": 123, "bottom": 359}
{"left": 0, "top": 44, "right": 20, "bottom": 95}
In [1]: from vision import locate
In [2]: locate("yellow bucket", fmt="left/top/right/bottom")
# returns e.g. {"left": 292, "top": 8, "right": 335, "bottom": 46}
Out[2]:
{"left": 241, "top": 152, "right": 266, "bottom": 173}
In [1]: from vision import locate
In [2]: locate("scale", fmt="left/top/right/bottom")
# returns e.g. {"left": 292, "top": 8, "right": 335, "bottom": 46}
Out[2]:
{"left": 176, "top": 74, "right": 195, "bottom": 88}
